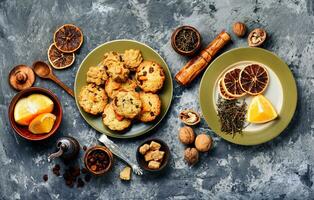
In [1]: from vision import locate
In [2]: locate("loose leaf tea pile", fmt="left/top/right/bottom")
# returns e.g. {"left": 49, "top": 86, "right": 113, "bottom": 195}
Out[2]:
{"left": 175, "top": 29, "right": 198, "bottom": 52}
{"left": 216, "top": 96, "right": 247, "bottom": 137}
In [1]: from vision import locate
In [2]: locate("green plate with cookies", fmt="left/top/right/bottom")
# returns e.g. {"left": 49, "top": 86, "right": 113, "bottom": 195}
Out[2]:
{"left": 74, "top": 40, "right": 173, "bottom": 139}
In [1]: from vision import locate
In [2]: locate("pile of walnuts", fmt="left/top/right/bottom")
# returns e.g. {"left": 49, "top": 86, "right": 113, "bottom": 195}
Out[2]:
{"left": 178, "top": 126, "right": 213, "bottom": 165}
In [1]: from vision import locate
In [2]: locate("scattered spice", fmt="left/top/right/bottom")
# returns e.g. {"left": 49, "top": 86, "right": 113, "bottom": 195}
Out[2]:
{"left": 83, "top": 145, "right": 87, "bottom": 151}
{"left": 175, "top": 29, "right": 198, "bottom": 52}
{"left": 77, "top": 178, "right": 85, "bottom": 188}
{"left": 52, "top": 164, "right": 61, "bottom": 176}
{"left": 81, "top": 167, "right": 88, "bottom": 174}
{"left": 84, "top": 174, "right": 92, "bottom": 182}
{"left": 216, "top": 96, "right": 247, "bottom": 137}
{"left": 43, "top": 174, "right": 48, "bottom": 182}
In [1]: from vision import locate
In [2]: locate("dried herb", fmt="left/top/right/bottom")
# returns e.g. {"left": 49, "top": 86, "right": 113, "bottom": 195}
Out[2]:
{"left": 175, "top": 29, "right": 198, "bottom": 52}
{"left": 216, "top": 96, "right": 247, "bottom": 137}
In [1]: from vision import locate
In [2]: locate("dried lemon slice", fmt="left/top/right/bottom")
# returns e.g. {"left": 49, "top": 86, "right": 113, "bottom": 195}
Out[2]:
{"left": 53, "top": 24, "right": 83, "bottom": 53}
{"left": 247, "top": 95, "right": 277, "bottom": 124}
{"left": 48, "top": 44, "right": 75, "bottom": 69}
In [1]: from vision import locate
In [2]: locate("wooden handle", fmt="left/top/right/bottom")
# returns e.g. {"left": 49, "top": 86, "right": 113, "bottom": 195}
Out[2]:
{"left": 49, "top": 74, "right": 74, "bottom": 98}
{"left": 175, "top": 31, "right": 231, "bottom": 86}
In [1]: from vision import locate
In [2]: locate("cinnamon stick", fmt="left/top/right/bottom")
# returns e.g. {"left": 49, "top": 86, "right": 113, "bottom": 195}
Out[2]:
{"left": 175, "top": 31, "right": 231, "bottom": 86}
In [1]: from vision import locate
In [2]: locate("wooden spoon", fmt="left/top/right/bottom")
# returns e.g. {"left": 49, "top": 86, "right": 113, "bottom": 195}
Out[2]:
{"left": 32, "top": 61, "right": 74, "bottom": 97}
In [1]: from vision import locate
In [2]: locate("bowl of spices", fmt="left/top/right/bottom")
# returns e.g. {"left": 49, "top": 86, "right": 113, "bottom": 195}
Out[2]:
{"left": 84, "top": 146, "right": 113, "bottom": 176}
{"left": 171, "top": 25, "right": 201, "bottom": 56}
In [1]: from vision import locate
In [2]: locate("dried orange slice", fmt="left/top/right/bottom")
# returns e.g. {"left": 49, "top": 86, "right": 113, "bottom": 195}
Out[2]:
{"left": 48, "top": 44, "right": 75, "bottom": 69}
{"left": 218, "top": 79, "right": 235, "bottom": 100}
{"left": 239, "top": 64, "right": 269, "bottom": 95}
{"left": 222, "top": 68, "right": 246, "bottom": 98}
{"left": 53, "top": 24, "right": 83, "bottom": 53}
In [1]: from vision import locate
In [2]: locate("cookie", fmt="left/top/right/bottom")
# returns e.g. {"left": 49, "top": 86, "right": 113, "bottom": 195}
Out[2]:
{"left": 86, "top": 66, "right": 108, "bottom": 85}
{"left": 136, "top": 61, "right": 165, "bottom": 93}
{"left": 138, "top": 92, "right": 161, "bottom": 122}
{"left": 113, "top": 91, "right": 142, "bottom": 119}
{"left": 106, "top": 61, "right": 130, "bottom": 83}
{"left": 123, "top": 49, "right": 143, "bottom": 71}
{"left": 78, "top": 83, "right": 108, "bottom": 115}
{"left": 105, "top": 78, "right": 137, "bottom": 99}
{"left": 102, "top": 103, "right": 131, "bottom": 131}
{"left": 102, "top": 51, "right": 121, "bottom": 67}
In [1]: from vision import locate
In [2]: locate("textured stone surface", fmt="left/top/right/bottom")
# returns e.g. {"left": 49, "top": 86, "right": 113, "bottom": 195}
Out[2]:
{"left": 0, "top": 0, "right": 313, "bottom": 199}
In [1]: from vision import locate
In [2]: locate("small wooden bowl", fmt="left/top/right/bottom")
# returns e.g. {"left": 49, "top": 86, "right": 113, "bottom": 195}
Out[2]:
{"left": 171, "top": 25, "right": 201, "bottom": 56}
{"left": 84, "top": 145, "right": 113, "bottom": 176}
{"left": 136, "top": 138, "right": 170, "bottom": 172}
{"left": 8, "top": 87, "right": 62, "bottom": 141}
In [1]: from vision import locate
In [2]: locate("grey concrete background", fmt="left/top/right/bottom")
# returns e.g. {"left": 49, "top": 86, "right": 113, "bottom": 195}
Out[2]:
{"left": 0, "top": 0, "right": 313, "bottom": 199}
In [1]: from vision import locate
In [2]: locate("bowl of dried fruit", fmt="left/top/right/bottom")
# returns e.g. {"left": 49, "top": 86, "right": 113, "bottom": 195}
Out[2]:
{"left": 136, "top": 139, "right": 170, "bottom": 172}
{"left": 84, "top": 145, "right": 113, "bottom": 176}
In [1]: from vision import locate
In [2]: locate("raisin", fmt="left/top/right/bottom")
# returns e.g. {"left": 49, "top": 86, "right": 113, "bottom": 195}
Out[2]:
{"left": 149, "top": 67, "right": 154, "bottom": 73}
{"left": 150, "top": 112, "right": 155, "bottom": 116}
{"left": 143, "top": 71, "right": 147, "bottom": 76}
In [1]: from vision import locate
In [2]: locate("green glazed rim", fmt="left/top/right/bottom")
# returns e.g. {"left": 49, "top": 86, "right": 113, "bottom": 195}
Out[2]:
{"left": 199, "top": 47, "right": 297, "bottom": 145}
{"left": 74, "top": 40, "right": 173, "bottom": 139}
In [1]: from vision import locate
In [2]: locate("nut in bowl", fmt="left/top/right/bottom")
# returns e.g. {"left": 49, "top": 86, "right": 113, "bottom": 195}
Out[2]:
{"left": 8, "top": 87, "right": 62, "bottom": 141}
{"left": 84, "top": 145, "right": 113, "bottom": 176}
{"left": 136, "top": 139, "right": 170, "bottom": 172}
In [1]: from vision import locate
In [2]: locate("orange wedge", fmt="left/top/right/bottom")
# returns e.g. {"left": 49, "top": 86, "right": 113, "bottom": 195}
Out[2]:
{"left": 247, "top": 95, "right": 278, "bottom": 123}
{"left": 29, "top": 113, "right": 56, "bottom": 134}
{"left": 14, "top": 94, "right": 54, "bottom": 125}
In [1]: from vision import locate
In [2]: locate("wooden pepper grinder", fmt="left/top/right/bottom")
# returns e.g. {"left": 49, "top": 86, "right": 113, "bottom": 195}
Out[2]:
{"left": 175, "top": 31, "right": 231, "bottom": 86}
{"left": 48, "top": 136, "right": 80, "bottom": 162}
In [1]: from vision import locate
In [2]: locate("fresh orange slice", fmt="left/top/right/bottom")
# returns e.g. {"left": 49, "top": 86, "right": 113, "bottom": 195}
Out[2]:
{"left": 48, "top": 44, "right": 75, "bottom": 69}
{"left": 247, "top": 95, "right": 277, "bottom": 123}
{"left": 29, "top": 113, "right": 56, "bottom": 134}
{"left": 222, "top": 68, "right": 246, "bottom": 98}
{"left": 14, "top": 94, "right": 54, "bottom": 125}
{"left": 53, "top": 24, "right": 83, "bottom": 53}
{"left": 240, "top": 64, "right": 269, "bottom": 95}
{"left": 218, "top": 79, "right": 235, "bottom": 100}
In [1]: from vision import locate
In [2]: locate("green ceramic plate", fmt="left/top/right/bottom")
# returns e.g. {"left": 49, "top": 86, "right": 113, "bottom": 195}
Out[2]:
{"left": 199, "top": 47, "right": 297, "bottom": 145}
{"left": 74, "top": 40, "right": 173, "bottom": 139}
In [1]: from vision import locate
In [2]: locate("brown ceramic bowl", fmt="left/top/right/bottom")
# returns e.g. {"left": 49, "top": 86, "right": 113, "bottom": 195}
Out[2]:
{"left": 171, "top": 25, "right": 201, "bottom": 56}
{"left": 136, "top": 138, "right": 170, "bottom": 172}
{"left": 84, "top": 145, "right": 113, "bottom": 176}
{"left": 8, "top": 87, "right": 62, "bottom": 141}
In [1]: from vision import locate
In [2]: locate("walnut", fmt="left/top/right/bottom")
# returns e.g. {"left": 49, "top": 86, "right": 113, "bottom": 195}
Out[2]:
{"left": 179, "top": 109, "right": 201, "bottom": 126}
{"left": 248, "top": 28, "right": 267, "bottom": 47}
{"left": 195, "top": 133, "right": 212, "bottom": 152}
{"left": 184, "top": 147, "right": 199, "bottom": 165}
{"left": 232, "top": 22, "right": 247, "bottom": 37}
{"left": 178, "top": 126, "right": 195, "bottom": 145}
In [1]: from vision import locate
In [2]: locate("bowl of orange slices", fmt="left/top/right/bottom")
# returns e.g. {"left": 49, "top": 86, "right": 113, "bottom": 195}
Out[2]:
{"left": 8, "top": 87, "right": 62, "bottom": 141}
{"left": 200, "top": 47, "right": 297, "bottom": 145}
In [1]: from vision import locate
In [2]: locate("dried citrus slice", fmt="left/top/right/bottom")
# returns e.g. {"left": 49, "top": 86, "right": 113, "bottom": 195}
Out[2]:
{"left": 239, "top": 64, "right": 269, "bottom": 95}
{"left": 48, "top": 44, "right": 75, "bottom": 69}
{"left": 247, "top": 95, "right": 277, "bottom": 123}
{"left": 222, "top": 68, "right": 246, "bottom": 98}
{"left": 218, "top": 79, "right": 235, "bottom": 100}
{"left": 53, "top": 24, "right": 83, "bottom": 53}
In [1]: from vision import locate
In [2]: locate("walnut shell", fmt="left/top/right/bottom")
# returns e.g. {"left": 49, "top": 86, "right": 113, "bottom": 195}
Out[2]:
{"left": 232, "top": 22, "right": 247, "bottom": 37}
{"left": 247, "top": 28, "right": 267, "bottom": 47}
{"left": 178, "top": 126, "right": 195, "bottom": 145}
{"left": 184, "top": 147, "right": 199, "bottom": 165}
{"left": 195, "top": 133, "right": 212, "bottom": 152}
{"left": 179, "top": 109, "right": 201, "bottom": 126}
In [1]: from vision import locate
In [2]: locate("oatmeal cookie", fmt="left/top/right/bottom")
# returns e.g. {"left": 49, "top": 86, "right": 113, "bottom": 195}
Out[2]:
{"left": 78, "top": 83, "right": 107, "bottom": 115}
{"left": 102, "top": 51, "right": 121, "bottom": 67}
{"left": 86, "top": 66, "right": 108, "bottom": 85}
{"left": 138, "top": 92, "right": 161, "bottom": 122}
{"left": 105, "top": 78, "right": 137, "bottom": 99}
{"left": 106, "top": 61, "right": 130, "bottom": 83}
{"left": 102, "top": 103, "right": 131, "bottom": 131}
{"left": 113, "top": 91, "right": 142, "bottom": 119}
{"left": 136, "top": 61, "right": 165, "bottom": 93}
{"left": 123, "top": 49, "right": 143, "bottom": 71}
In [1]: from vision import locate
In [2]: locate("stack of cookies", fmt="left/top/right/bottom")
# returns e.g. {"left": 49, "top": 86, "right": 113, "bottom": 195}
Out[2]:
{"left": 78, "top": 49, "right": 165, "bottom": 132}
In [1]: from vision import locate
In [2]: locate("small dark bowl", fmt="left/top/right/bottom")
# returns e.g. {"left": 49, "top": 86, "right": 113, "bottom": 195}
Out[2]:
{"left": 8, "top": 87, "right": 62, "bottom": 141}
{"left": 136, "top": 138, "right": 170, "bottom": 172}
{"left": 171, "top": 25, "right": 202, "bottom": 56}
{"left": 84, "top": 145, "right": 113, "bottom": 176}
